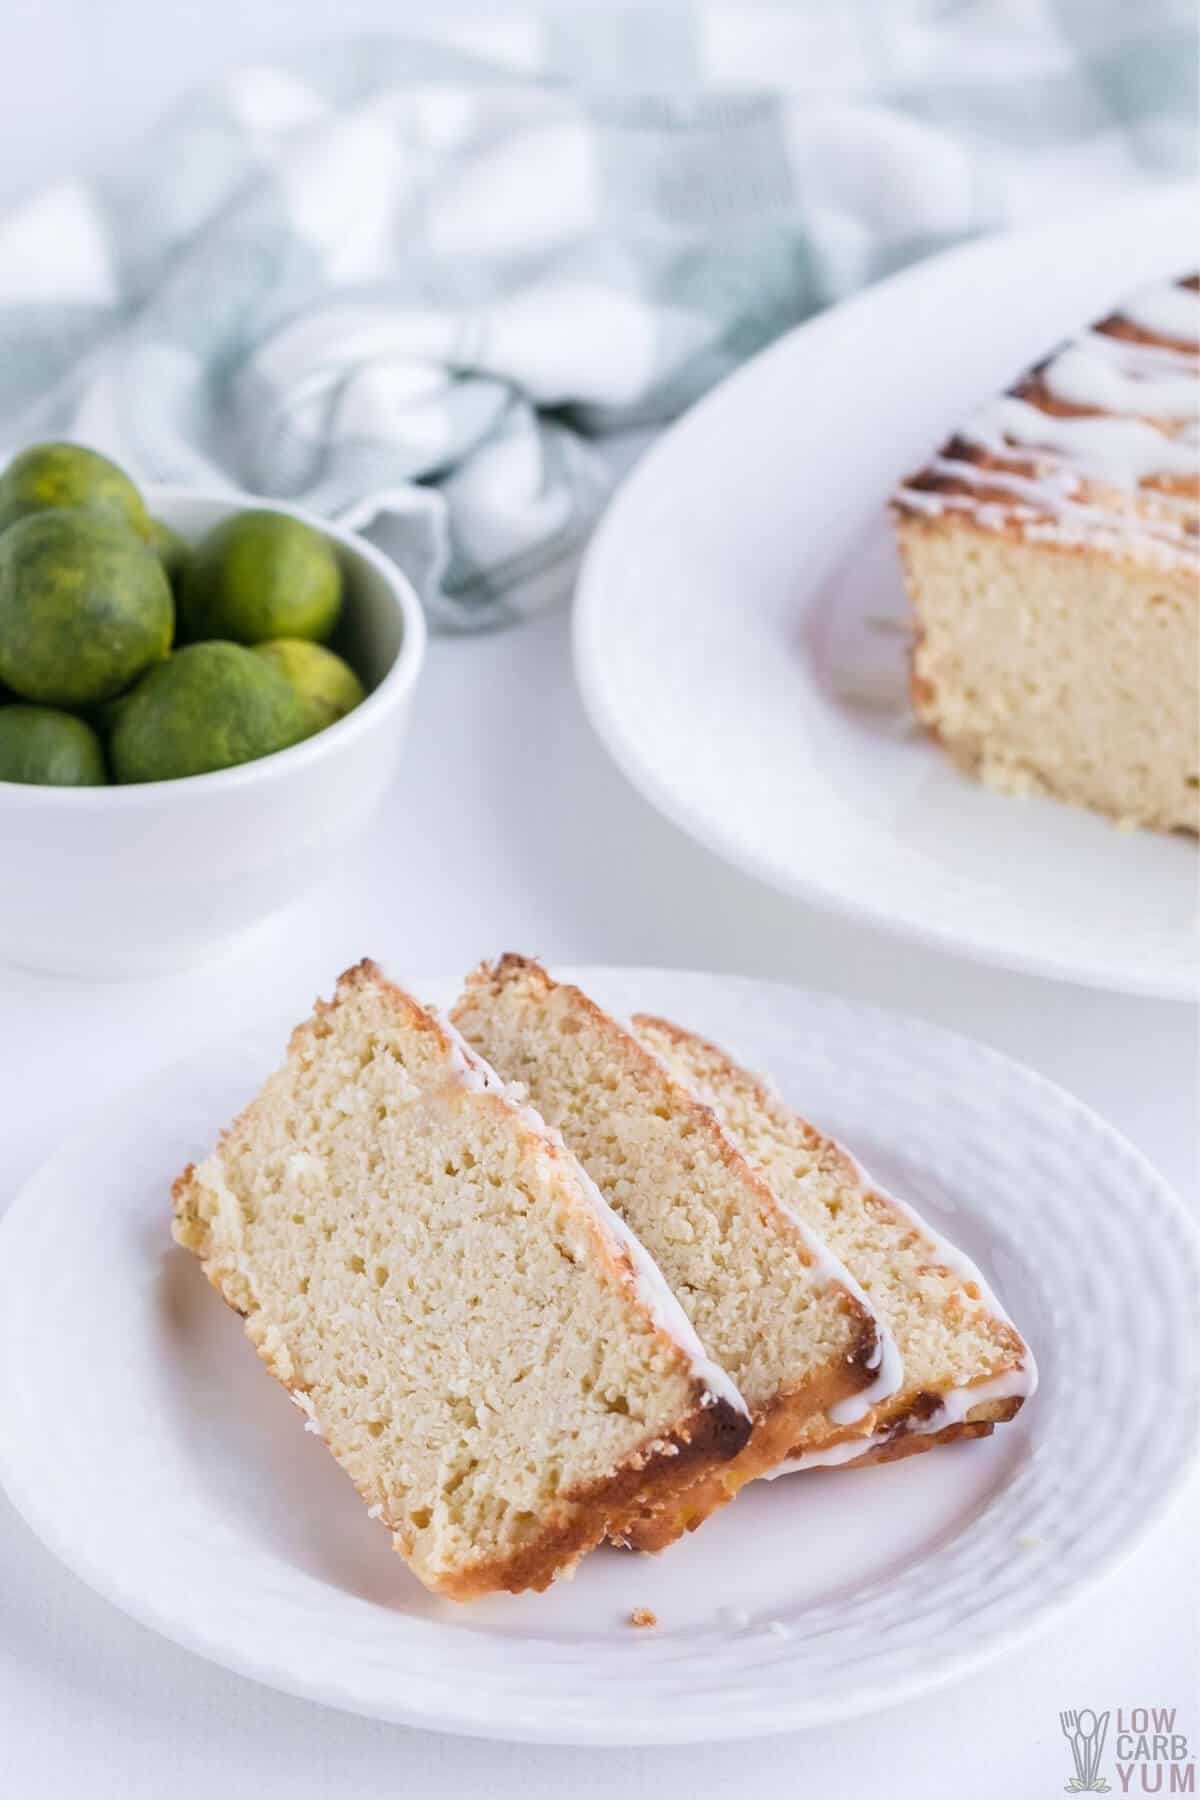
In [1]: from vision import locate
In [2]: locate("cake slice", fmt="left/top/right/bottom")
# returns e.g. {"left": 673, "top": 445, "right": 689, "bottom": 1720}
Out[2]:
{"left": 171, "top": 960, "right": 750, "bottom": 1600}
{"left": 892, "top": 274, "right": 1199, "bottom": 833}
{"left": 635, "top": 1012, "right": 1036, "bottom": 1474}
{"left": 452, "top": 957, "right": 899, "bottom": 1548}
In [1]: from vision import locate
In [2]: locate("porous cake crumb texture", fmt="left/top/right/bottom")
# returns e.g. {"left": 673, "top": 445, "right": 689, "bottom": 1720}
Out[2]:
{"left": 452, "top": 957, "right": 883, "bottom": 1543}
{"left": 893, "top": 275, "right": 1200, "bottom": 834}
{"left": 172, "top": 962, "right": 747, "bottom": 1599}
{"left": 635, "top": 1014, "right": 1031, "bottom": 1460}
{"left": 900, "top": 527, "right": 1198, "bottom": 831}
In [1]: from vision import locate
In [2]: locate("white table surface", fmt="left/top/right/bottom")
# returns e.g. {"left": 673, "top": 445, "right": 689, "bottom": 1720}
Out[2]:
{"left": 1, "top": 4, "right": 1197, "bottom": 1791}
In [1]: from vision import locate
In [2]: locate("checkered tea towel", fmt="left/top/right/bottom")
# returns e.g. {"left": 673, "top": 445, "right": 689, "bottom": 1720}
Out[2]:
{"left": 0, "top": 4, "right": 1194, "bottom": 628}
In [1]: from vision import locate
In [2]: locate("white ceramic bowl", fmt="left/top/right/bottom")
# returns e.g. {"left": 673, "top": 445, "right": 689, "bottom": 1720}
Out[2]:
{"left": 0, "top": 486, "right": 426, "bottom": 978}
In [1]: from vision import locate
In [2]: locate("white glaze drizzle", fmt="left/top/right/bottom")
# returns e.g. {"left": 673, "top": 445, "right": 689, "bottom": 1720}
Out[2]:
{"left": 824, "top": 1285, "right": 904, "bottom": 1424}
{"left": 1118, "top": 281, "right": 1200, "bottom": 343}
{"left": 767, "top": 1147, "right": 1037, "bottom": 1474}
{"left": 438, "top": 1013, "right": 749, "bottom": 1421}
{"left": 1041, "top": 342, "right": 1197, "bottom": 419}
{"left": 768, "top": 1363, "right": 1039, "bottom": 1475}
{"left": 923, "top": 451, "right": 1193, "bottom": 549}
{"left": 1078, "top": 327, "right": 1199, "bottom": 375}
{"left": 624, "top": 1019, "right": 904, "bottom": 1427}
{"left": 628, "top": 1015, "right": 1036, "bottom": 1473}
{"left": 896, "top": 480, "right": 1190, "bottom": 566}
{"left": 962, "top": 396, "right": 1197, "bottom": 485}
{"left": 894, "top": 278, "right": 1199, "bottom": 566}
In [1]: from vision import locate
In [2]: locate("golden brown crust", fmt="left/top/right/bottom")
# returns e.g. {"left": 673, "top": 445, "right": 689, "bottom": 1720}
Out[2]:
{"left": 622, "top": 1011, "right": 1031, "bottom": 1530}
{"left": 891, "top": 488, "right": 1153, "bottom": 584}
{"left": 470, "top": 960, "right": 879, "bottom": 1358}
{"left": 895, "top": 432, "right": 1198, "bottom": 521}
{"left": 612, "top": 1357, "right": 885, "bottom": 1551}
{"left": 177, "top": 1143, "right": 746, "bottom": 1597}
{"left": 631, "top": 1011, "right": 1031, "bottom": 1400}
{"left": 433, "top": 1389, "right": 748, "bottom": 1598}
{"left": 171, "top": 961, "right": 752, "bottom": 1600}
{"left": 849, "top": 1397, "right": 1021, "bottom": 1468}
{"left": 478, "top": 960, "right": 843, "bottom": 1273}
{"left": 453, "top": 965, "right": 887, "bottom": 1555}
{"left": 616, "top": 1396, "right": 1024, "bottom": 1552}
{"left": 466, "top": 959, "right": 882, "bottom": 1414}
{"left": 890, "top": 269, "right": 1200, "bottom": 699}
{"left": 297, "top": 955, "right": 442, "bottom": 1054}
{"left": 892, "top": 270, "right": 1200, "bottom": 534}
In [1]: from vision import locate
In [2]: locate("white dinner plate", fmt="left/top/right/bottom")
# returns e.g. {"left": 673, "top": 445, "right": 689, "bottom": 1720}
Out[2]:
{"left": 574, "top": 186, "right": 1199, "bottom": 999}
{"left": 0, "top": 966, "right": 1195, "bottom": 1743}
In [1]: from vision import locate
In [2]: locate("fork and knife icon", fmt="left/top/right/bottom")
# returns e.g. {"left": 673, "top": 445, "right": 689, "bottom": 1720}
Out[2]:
{"left": 1060, "top": 1709, "right": 1112, "bottom": 1793}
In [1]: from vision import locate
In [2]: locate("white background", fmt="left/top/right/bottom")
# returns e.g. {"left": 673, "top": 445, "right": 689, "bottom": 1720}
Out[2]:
{"left": 1, "top": 6, "right": 1196, "bottom": 1797}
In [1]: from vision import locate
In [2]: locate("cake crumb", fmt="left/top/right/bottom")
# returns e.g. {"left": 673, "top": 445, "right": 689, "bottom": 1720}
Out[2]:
{"left": 1014, "top": 1532, "right": 1044, "bottom": 1551}
{"left": 719, "top": 1605, "right": 750, "bottom": 1631}
{"left": 629, "top": 1608, "right": 657, "bottom": 1629}
{"left": 764, "top": 1619, "right": 791, "bottom": 1640}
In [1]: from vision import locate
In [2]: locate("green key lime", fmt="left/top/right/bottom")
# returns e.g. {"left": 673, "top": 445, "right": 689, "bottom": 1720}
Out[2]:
{"left": 179, "top": 510, "right": 342, "bottom": 645}
{"left": 110, "top": 641, "right": 307, "bottom": 783}
{"left": 0, "top": 704, "right": 106, "bottom": 786}
{"left": 148, "top": 516, "right": 191, "bottom": 592}
{"left": 0, "top": 442, "right": 151, "bottom": 539}
{"left": 252, "top": 639, "right": 365, "bottom": 739}
{"left": 0, "top": 509, "right": 173, "bottom": 707}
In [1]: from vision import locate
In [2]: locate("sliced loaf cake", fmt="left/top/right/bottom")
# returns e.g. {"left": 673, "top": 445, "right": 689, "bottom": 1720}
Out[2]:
{"left": 636, "top": 1012, "right": 1036, "bottom": 1475}
{"left": 452, "top": 957, "right": 899, "bottom": 1547}
{"left": 172, "top": 960, "right": 750, "bottom": 1599}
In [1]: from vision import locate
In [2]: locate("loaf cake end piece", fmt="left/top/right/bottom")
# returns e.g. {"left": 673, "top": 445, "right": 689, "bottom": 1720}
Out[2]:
{"left": 892, "top": 275, "right": 1199, "bottom": 833}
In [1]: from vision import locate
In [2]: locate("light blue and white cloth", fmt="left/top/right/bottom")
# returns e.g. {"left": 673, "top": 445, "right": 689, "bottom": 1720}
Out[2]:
{"left": 0, "top": 5, "right": 1194, "bottom": 628}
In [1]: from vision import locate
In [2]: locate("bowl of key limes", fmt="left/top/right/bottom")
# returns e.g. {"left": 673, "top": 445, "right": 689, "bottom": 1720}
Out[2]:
{"left": 0, "top": 444, "right": 425, "bottom": 977}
